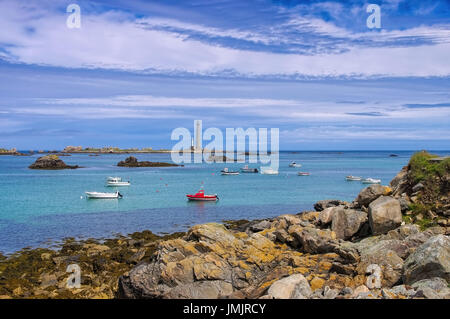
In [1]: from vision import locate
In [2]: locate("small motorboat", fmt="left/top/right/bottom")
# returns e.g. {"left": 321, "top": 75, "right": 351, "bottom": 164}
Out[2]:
{"left": 85, "top": 191, "right": 123, "bottom": 199}
{"left": 106, "top": 177, "right": 130, "bottom": 186}
{"left": 346, "top": 175, "right": 362, "bottom": 181}
{"left": 186, "top": 189, "right": 218, "bottom": 201}
{"left": 289, "top": 161, "right": 302, "bottom": 168}
{"left": 260, "top": 167, "right": 279, "bottom": 175}
{"left": 241, "top": 165, "right": 258, "bottom": 173}
{"left": 297, "top": 172, "right": 310, "bottom": 176}
{"left": 361, "top": 178, "right": 381, "bottom": 184}
{"left": 221, "top": 167, "right": 240, "bottom": 175}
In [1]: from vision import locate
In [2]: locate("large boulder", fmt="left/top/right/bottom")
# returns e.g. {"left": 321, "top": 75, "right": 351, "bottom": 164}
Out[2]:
{"left": 355, "top": 185, "right": 390, "bottom": 207}
{"left": 411, "top": 277, "right": 450, "bottom": 299}
{"left": 358, "top": 250, "right": 403, "bottom": 288}
{"left": 403, "top": 235, "right": 450, "bottom": 285}
{"left": 314, "top": 199, "right": 348, "bottom": 212}
{"left": 368, "top": 196, "right": 402, "bottom": 235}
{"left": 331, "top": 208, "right": 368, "bottom": 240}
{"left": 290, "top": 226, "right": 337, "bottom": 254}
{"left": 319, "top": 207, "right": 335, "bottom": 225}
{"left": 267, "top": 274, "right": 312, "bottom": 299}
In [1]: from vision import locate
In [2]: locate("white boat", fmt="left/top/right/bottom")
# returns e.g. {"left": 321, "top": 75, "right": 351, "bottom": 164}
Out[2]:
{"left": 346, "top": 175, "right": 362, "bottom": 181}
{"left": 241, "top": 165, "right": 258, "bottom": 173}
{"left": 260, "top": 167, "right": 279, "bottom": 175}
{"left": 289, "top": 161, "right": 302, "bottom": 168}
{"left": 361, "top": 178, "right": 381, "bottom": 184}
{"left": 221, "top": 167, "right": 240, "bottom": 175}
{"left": 85, "top": 191, "right": 123, "bottom": 199}
{"left": 106, "top": 177, "right": 130, "bottom": 186}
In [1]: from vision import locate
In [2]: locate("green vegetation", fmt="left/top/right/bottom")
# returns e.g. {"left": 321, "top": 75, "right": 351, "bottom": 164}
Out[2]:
{"left": 409, "top": 150, "right": 449, "bottom": 184}
{"left": 405, "top": 151, "right": 449, "bottom": 230}
{"left": 45, "top": 155, "right": 60, "bottom": 160}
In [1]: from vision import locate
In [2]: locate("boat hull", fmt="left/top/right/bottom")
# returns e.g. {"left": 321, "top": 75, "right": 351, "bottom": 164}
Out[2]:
{"left": 106, "top": 182, "right": 130, "bottom": 186}
{"left": 85, "top": 192, "right": 121, "bottom": 199}
{"left": 361, "top": 179, "right": 381, "bottom": 184}
{"left": 187, "top": 197, "right": 218, "bottom": 201}
{"left": 241, "top": 169, "right": 258, "bottom": 173}
{"left": 346, "top": 176, "right": 362, "bottom": 181}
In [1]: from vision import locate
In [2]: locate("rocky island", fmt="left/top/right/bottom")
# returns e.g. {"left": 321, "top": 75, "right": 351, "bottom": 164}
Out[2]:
{"left": 28, "top": 155, "right": 80, "bottom": 170}
{"left": 0, "top": 148, "right": 27, "bottom": 156}
{"left": 117, "top": 156, "right": 179, "bottom": 167}
{"left": 0, "top": 151, "right": 448, "bottom": 299}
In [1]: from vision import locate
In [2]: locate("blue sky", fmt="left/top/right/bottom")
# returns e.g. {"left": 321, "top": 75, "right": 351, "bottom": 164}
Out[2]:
{"left": 0, "top": 0, "right": 449, "bottom": 150}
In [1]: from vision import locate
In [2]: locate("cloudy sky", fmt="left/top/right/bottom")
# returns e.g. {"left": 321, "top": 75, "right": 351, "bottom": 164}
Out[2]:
{"left": 0, "top": 0, "right": 449, "bottom": 150}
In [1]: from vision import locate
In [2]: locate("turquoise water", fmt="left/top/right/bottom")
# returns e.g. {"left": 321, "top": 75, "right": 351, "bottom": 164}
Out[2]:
{"left": 0, "top": 151, "right": 444, "bottom": 253}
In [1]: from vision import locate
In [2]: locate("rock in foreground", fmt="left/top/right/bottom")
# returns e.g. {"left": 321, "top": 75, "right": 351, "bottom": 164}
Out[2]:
{"left": 28, "top": 155, "right": 79, "bottom": 170}
{"left": 117, "top": 156, "right": 179, "bottom": 167}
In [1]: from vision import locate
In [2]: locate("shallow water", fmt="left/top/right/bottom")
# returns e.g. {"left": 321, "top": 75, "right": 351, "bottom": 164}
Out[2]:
{"left": 0, "top": 150, "right": 444, "bottom": 253}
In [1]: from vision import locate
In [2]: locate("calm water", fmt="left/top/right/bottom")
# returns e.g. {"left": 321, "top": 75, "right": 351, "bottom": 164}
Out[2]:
{"left": 0, "top": 150, "right": 445, "bottom": 253}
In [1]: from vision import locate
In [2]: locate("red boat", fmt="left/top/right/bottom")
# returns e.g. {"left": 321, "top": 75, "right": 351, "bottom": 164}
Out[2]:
{"left": 297, "top": 172, "right": 310, "bottom": 176}
{"left": 186, "top": 189, "right": 219, "bottom": 201}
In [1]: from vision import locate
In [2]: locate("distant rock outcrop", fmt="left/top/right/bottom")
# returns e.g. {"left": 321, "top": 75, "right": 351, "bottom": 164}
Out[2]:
{"left": 117, "top": 156, "right": 179, "bottom": 167}
{"left": 28, "top": 155, "right": 79, "bottom": 170}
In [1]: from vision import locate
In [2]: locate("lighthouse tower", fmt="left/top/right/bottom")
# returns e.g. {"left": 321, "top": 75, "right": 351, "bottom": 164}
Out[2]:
{"left": 194, "top": 120, "right": 202, "bottom": 152}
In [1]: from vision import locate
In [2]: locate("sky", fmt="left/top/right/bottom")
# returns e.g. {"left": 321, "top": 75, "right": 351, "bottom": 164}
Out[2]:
{"left": 0, "top": 0, "right": 449, "bottom": 150}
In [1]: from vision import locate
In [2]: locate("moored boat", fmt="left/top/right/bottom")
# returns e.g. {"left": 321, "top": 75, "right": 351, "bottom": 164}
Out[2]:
{"left": 260, "top": 167, "right": 279, "bottom": 175}
{"left": 297, "top": 172, "right": 310, "bottom": 176}
{"left": 106, "top": 177, "right": 131, "bottom": 186}
{"left": 289, "top": 161, "right": 302, "bottom": 168}
{"left": 186, "top": 189, "right": 218, "bottom": 201}
{"left": 361, "top": 178, "right": 381, "bottom": 184}
{"left": 346, "top": 175, "right": 362, "bottom": 181}
{"left": 221, "top": 168, "right": 240, "bottom": 175}
{"left": 85, "top": 191, "right": 123, "bottom": 199}
{"left": 241, "top": 165, "right": 258, "bottom": 173}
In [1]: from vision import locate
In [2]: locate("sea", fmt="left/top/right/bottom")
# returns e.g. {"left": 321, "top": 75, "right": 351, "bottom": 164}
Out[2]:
{"left": 0, "top": 150, "right": 447, "bottom": 253}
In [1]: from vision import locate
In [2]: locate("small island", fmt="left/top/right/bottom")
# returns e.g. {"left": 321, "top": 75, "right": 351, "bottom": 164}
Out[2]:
{"left": 0, "top": 148, "right": 27, "bottom": 156}
{"left": 62, "top": 145, "right": 173, "bottom": 154}
{"left": 29, "top": 155, "right": 79, "bottom": 170}
{"left": 117, "top": 156, "right": 179, "bottom": 167}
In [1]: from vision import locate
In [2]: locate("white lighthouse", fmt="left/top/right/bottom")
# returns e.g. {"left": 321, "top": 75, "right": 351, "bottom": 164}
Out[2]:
{"left": 194, "top": 120, "right": 202, "bottom": 152}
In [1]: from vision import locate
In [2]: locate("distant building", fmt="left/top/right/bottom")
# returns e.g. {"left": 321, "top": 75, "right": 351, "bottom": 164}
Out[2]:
{"left": 63, "top": 145, "right": 83, "bottom": 152}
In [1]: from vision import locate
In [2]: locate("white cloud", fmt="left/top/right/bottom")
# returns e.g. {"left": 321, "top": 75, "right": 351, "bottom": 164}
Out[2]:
{"left": 0, "top": 0, "right": 449, "bottom": 78}
{"left": 41, "top": 95, "right": 300, "bottom": 108}
{"left": 281, "top": 126, "right": 450, "bottom": 141}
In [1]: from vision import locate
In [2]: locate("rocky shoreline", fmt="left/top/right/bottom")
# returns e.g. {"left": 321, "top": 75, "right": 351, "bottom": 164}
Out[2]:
{"left": 0, "top": 151, "right": 448, "bottom": 299}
